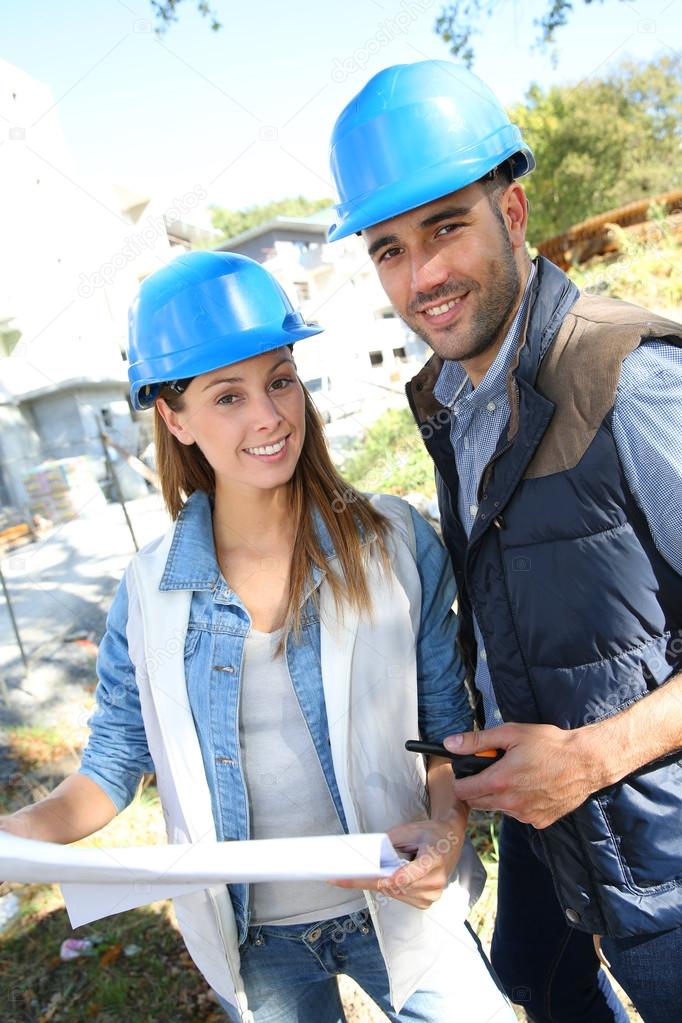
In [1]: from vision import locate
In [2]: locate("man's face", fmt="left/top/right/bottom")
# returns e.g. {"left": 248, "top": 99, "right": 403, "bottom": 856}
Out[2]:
{"left": 364, "top": 181, "right": 527, "bottom": 367}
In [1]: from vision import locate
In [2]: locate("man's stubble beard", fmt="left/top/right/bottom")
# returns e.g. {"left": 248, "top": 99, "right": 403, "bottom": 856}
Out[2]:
{"left": 403, "top": 227, "right": 522, "bottom": 364}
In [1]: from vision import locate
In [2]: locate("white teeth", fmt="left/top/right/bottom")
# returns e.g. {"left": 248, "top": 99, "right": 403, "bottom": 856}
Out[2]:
{"left": 245, "top": 438, "right": 287, "bottom": 456}
{"left": 424, "top": 298, "right": 462, "bottom": 317}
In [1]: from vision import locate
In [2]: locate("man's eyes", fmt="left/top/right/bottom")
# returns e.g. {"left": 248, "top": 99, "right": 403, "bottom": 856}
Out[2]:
{"left": 377, "top": 246, "right": 403, "bottom": 264}
{"left": 435, "top": 222, "right": 463, "bottom": 237}
{"left": 376, "top": 224, "right": 464, "bottom": 263}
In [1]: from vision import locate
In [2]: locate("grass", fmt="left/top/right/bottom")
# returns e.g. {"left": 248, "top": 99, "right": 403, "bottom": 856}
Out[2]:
{"left": 6, "top": 727, "right": 75, "bottom": 767}
{"left": 0, "top": 893, "right": 224, "bottom": 1023}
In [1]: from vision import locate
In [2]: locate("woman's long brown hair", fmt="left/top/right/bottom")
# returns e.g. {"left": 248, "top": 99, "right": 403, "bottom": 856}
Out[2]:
{"left": 154, "top": 379, "right": 390, "bottom": 641}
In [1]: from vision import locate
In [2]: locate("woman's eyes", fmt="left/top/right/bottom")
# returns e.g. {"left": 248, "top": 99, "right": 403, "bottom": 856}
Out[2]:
{"left": 215, "top": 377, "right": 295, "bottom": 405}
{"left": 269, "top": 375, "right": 295, "bottom": 391}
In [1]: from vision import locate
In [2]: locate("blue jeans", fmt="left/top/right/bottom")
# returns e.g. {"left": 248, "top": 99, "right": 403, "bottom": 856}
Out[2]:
{"left": 219, "top": 908, "right": 514, "bottom": 1022}
{"left": 492, "top": 816, "right": 682, "bottom": 1023}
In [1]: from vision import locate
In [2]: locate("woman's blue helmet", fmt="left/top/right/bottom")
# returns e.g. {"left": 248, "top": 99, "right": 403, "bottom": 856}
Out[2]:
{"left": 127, "top": 251, "right": 322, "bottom": 410}
{"left": 328, "top": 61, "right": 534, "bottom": 241}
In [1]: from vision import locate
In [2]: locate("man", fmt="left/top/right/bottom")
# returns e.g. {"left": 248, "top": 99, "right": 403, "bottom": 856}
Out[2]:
{"left": 327, "top": 61, "right": 682, "bottom": 1023}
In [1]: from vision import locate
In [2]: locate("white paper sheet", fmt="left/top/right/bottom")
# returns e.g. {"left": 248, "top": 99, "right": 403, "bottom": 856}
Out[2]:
{"left": 0, "top": 832, "right": 405, "bottom": 927}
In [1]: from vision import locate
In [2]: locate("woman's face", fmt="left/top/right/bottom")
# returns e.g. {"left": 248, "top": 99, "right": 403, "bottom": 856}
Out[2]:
{"left": 158, "top": 347, "right": 306, "bottom": 496}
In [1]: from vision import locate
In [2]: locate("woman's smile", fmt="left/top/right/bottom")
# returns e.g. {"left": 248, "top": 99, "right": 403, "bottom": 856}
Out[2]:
{"left": 243, "top": 434, "right": 291, "bottom": 460}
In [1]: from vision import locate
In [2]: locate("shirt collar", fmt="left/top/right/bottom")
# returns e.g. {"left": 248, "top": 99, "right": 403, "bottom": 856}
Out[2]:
{"left": 160, "top": 490, "right": 221, "bottom": 592}
{"left": 159, "top": 489, "right": 368, "bottom": 592}
{"left": 433, "top": 262, "right": 536, "bottom": 412}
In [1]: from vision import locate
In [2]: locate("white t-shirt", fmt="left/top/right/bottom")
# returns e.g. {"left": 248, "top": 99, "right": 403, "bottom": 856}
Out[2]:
{"left": 239, "top": 627, "right": 366, "bottom": 926}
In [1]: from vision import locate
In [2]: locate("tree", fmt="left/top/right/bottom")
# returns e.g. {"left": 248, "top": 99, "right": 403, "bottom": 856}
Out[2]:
{"left": 210, "top": 196, "right": 333, "bottom": 242}
{"left": 435, "top": 0, "right": 626, "bottom": 66}
{"left": 149, "top": 0, "right": 221, "bottom": 32}
{"left": 512, "top": 56, "right": 682, "bottom": 244}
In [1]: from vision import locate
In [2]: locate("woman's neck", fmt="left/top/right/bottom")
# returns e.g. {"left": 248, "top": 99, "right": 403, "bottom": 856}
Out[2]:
{"left": 212, "top": 482, "right": 296, "bottom": 631}
{"left": 212, "top": 481, "right": 295, "bottom": 557}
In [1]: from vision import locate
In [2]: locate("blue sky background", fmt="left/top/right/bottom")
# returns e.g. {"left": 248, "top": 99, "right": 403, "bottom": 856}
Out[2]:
{"left": 2, "top": 0, "right": 679, "bottom": 210}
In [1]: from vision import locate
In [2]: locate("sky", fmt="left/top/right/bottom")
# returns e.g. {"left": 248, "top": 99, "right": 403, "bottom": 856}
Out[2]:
{"left": 1, "top": 0, "right": 680, "bottom": 212}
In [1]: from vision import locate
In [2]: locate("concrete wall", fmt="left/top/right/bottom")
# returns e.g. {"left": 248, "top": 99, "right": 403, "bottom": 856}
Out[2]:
{"left": 0, "top": 403, "right": 41, "bottom": 514}
{"left": 25, "top": 384, "right": 136, "bottom": 465}
{"left": 0, "top": 382, "right": 139, "bottom": 516}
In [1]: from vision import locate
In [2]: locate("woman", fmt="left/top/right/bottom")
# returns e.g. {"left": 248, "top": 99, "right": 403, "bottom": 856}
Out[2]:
{"left": 0, "top": 253, "right": 513, "bottom": 1023}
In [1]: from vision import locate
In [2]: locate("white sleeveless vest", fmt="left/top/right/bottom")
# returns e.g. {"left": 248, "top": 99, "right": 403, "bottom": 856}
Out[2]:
{"left": 124, "top": 494, "right": 484, "bottom": 1020}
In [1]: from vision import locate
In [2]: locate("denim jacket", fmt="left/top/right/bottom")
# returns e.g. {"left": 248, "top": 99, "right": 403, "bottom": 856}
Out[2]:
{"left": 80, "top": 490, "right": 473, "bottom": 942}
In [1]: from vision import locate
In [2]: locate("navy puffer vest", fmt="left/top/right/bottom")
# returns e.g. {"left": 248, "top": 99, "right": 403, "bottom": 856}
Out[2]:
{"left": 407, "top": 257, "right": 682, "bottom": 937}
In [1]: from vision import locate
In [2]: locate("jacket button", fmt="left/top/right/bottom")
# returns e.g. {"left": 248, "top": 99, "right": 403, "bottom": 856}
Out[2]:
{"left": 493, "top": 515, "right": 505, "bottom": 529}
{"left": 565, "top": 907, "right": 581, "bottom": 924}
{"left": 213, "top": 665, "right": 235, "bottom": 673}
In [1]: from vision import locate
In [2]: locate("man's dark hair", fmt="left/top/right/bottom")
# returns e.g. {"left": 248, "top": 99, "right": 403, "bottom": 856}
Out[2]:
{"left": 479, "top": 159, "right": 514, "bottom": 196}
{"left": 478, "top": 159, "right": 515, "bottom": 229}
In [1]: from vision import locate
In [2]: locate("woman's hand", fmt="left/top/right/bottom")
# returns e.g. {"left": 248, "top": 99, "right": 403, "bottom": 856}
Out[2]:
{"left": 328, "top": 811, "right": 466, "bottom": 910}
{"left": 329, "top": 753, "right": 468, "bottom": 910}
{"left": 381, "top": 814, "right": 466, "bottom": 909}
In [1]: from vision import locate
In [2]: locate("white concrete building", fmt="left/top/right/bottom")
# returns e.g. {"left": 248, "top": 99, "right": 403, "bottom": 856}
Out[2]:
{"left": 0, "top": 59, "right": 217, "bottom": 517}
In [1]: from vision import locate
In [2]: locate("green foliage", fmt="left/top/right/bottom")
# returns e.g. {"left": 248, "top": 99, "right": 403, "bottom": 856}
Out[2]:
{"left": 512, "top": 56, "right": 682, "bottom": 244}
{"left": 435, "top": 0, "right": 619, "bottom": 65}
{"left": 210, "top": 195, "right": 333, "bottom": 242}
{"left": 468, "top": 810, "right": 502, "bottom": 863}
{"left": 150, "top": 0, "right": 221, "bottom": 32}
{"left": 341, "top": 408, "right": 436, "bottom": 497}
{"left": 569, "top": 223, "right": 682, "bottom": 310}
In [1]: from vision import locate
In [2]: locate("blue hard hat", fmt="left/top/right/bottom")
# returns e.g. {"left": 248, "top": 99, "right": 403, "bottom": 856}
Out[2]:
{"left": 328, "top": 61, "right": 534, "bottom": 241}
{"left": 127, "top": 251, "right": 322, "bottom": 410}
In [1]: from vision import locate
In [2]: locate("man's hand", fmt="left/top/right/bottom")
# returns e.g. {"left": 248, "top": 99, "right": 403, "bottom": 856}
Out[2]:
{"left": 329, "top": 815, "right": 465, "bottom": 910}
{"left": 444, "top": 723, "right": 609, "bottom": 829}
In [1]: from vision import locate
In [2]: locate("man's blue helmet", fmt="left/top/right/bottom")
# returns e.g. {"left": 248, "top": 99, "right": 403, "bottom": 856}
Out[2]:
{"left": 127, "top": 251, "right": 322, "bottom": 410}
{"left": 328, "top": 61, "right": 534, "bottom": 241}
